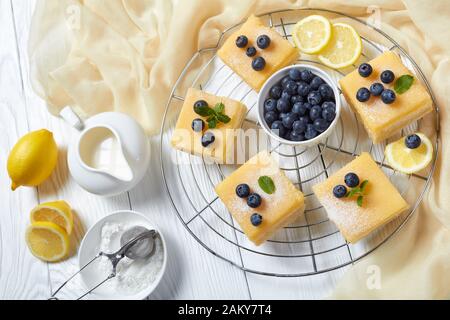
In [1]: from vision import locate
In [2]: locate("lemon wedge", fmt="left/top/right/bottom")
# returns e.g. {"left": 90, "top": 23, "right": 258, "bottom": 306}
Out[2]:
{"left": 385, "top": 133, "right": 433, "bottom": 174}
{"left": 318, "top": 23, "right": 362, "bottom": 69}
{"left": 293, "top": 15, "right": 332, "bottom": 54}
{"left": 30, "top": 201, "right": 73, "bottom": 235}
{"left": 26, "top": 222, "right": 70, "bottom": 262}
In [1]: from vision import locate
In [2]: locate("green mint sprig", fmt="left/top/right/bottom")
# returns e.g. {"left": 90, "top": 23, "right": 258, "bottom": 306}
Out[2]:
{"left": 194, "top": 102, "right": 231, "bottom": 129}
{"left": 346, "top": 180, "right": 369, "bottom": 207}
{"left": 394, "top": 75, "right": 414, "bottom": 94}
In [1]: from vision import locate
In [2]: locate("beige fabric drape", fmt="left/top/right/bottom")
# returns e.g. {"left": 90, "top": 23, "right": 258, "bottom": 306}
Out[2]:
{"left": 29, "top": 0, "right": 450, "bottom": 299}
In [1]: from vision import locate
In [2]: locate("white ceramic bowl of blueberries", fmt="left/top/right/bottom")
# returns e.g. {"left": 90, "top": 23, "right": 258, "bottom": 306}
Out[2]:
{"left": 258, "top": 65, "right": 341, "bottom": 147}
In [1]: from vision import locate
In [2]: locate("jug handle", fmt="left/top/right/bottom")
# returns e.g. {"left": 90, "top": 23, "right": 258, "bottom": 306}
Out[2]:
{"left": 60, "top": 107, "right": 84, "bottom": 131}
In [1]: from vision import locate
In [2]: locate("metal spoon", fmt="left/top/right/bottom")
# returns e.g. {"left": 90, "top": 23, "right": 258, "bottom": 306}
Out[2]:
{"left": 49, "top": 227, "right": 158, "bottom": 300}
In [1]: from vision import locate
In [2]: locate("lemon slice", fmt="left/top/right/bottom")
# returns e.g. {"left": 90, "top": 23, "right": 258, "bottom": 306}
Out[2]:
{"left": 26, "top": 222, "right": 70, "bottom": 262}
{"left": 30, "top": 201, "right": 73, "bottom": 235}
{"left": 318, "top": 23, "right": 362, "bottom": 69}
{"left": 292, "top": 15, "right": 332, "bottom": 54}
{"left": 385, "top": 133, "right": 433, "bottom": 174}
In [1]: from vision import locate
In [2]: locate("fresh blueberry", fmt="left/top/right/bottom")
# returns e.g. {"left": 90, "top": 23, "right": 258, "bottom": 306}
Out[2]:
{"left": 380, "top": 70, "right": 395, "bottom": 84}
{"left": 405, "top": 134, "right": 421, "bottom": 149}
{"left": 247, "top": 193, "right": 262, "bottom": 208}
{"left": 201, "top": 132, "right": 215, "bottom": 148}
{"left": 322, "top": 107, "right": 336, "bottom": 122}
{"left": 309, "top": 105, "right": 322, "bottom": 121}
{"left": 271, "top": 120, "right": 287, "bottom": 137}
{"left": 356, "top": 87, "right": 371, "bottom": 102}
{"left": 310, "top": 76, "right": 324, "bottom": 90}
{"left": 236, "top": 184, "right": 251, "bottom": 198}
{"left": 289, "top": 131, "right": 305, "bottom": 142}
{"left": 303, "top": 102, "right": 312, "bottom": 110}
{"left": 322, "top": 101, "right": 336, "bottom": 111}
{"left": 333, "top": 185, "right": 347, "bottom": 198}
{"left": 276, "top": 99, "right": 291, "bottom": 113}
{"left": 297, "top": 82, "right": 311, "bottom": 97}
{"left": 283, "top": 130, "right": 292, "bottom": 140}
{"left": 281, "top": 76, "right": 291, "bottom": 88}
{"left": 270, "top": 86, "right": 283, "bottom": 99}
{"left": 292, "top": 120, "right": 307, "bottom": 134}
{"left": 264, "top": 98, "right": 277, "bottom": 113}
{"left": 289, "top": 68, "right": 302, "bottom": 81}
{"left": 246, "top": 46, "right": 257, "bottom": 57}
{"left": 252, "top": 57, "right": 266, "bottom": 71}
{"left": 313, "top": 118, "right": 329, "bottom": 133}
{"left": 256, "top": 35, "right": 271, "bottom": 49}
{"left": 194, "top": 100, "right": 208, "bottom": 110}
{"left": 235, "top": 35, "right": 248, "bottom": 48}
{"left": 307, "top": 91, "right": 322, "bottom": 105}
{"left": 290, "top": 95, "right": 304, "bottom": 105}
{"left": 381, "top": 89, "right": 396, "bottom": 104}
{"left": 370, "top": 82, "right": 384, "bottom": 96}
{"left": 250, "top": 213, "right": 263, "bottom": 226}
{"left": 319, "top": 84, "right": 334, "bottom": 100}
{"left": 305, "top": 124, "right": 318, "bottom": 140}
{"left": 279, "top": 112, "right": 289, "bottom": 120}
{"left": 264, "top": 111, "right": 278, "bottom": 126}
{"left": 282, "top": 112, "right": 299, "bottom": 129}
{"left": 281, "top": 91, "right": 292, "bottom": 102}
{"left": 285, "top": 81, "right": 298, "bottom": 95}
{"left": 300, "top": 69, "right": 314, "bottom": 83}
{"left": 344, "top": 173, "right": 360, "bottom": 188}
{"left": 191, "top": 118, "right": 205, "bottom": 132}
{"left": 298, "top": 116, "right": 310, "bottom": 127}
{"left": 358, "top": 63, "right": 373, "bottom": 77}
{"left": 292, "top": 102, "right": 307, "bottom": 116}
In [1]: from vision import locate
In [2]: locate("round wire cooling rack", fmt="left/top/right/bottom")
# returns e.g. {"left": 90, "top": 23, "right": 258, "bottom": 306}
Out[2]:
{"left": 160, "top": 8, "right": 440, "bottom": 277}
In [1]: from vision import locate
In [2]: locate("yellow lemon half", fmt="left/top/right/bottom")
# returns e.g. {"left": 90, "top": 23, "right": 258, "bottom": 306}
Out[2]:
{"left": 318, "top": 23, "right": 362, "bottom": 69}
{"left": 26, "top": 222, "right": 70, "bottom": 262}
{"left": 7, "top": 129, "right": 58, "bottom": 191}
{"left": 385, "top": 133, "right": 433, "bottom": 174}
{"left": 293, "top": 15, "right": 332, "bottom": 54}
{"left": 30, "top": 201, "right": 73, "bottom": 235}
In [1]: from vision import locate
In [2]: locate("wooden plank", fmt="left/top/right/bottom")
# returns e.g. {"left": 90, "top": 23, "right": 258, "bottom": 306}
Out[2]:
{"left": 11, "top": 0, "right": 131, "bottom": 300}
{"left": 0, "top": 0, "right": 49, "bottom": 299}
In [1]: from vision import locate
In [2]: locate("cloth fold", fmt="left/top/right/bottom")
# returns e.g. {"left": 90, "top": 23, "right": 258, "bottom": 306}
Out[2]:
{"left": 29, "top": 0, "right": 450, "bottom": 299}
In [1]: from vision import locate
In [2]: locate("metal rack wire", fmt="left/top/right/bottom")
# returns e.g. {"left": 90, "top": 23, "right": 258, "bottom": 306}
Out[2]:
{"left": 160, "top": 9, "right": 440, "bottom": 277}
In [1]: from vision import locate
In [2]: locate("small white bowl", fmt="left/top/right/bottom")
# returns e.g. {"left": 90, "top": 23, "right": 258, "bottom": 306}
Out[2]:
{"left": 78, "top": 210, "right": 167, "bottom": 300}
{"left": 257, "top": 65, "right": 341, "bottom": 147}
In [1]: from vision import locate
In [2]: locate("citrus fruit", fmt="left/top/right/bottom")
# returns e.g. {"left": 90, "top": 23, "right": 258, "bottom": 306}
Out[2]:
{"left": 292, "top": 15, "right": 332, "bottom": 54}
{"left": 385, "top": 133, "right": 433, "bottom": 174}
{"left": 7, "top": 129, "right": 58, "bottom": 191}
{"left": 30, "top": 201, "right": 73, "bottom": 235}
{"left": 25, "top": 222, "right": 70, "bottom": 262}
{"left": 318, "top": 23, "right": 362, "bottom": 69}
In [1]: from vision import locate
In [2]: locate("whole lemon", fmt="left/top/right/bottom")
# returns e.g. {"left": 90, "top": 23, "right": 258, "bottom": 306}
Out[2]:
{"left": 7, "top": 129, "right": 58, "bottom": 191}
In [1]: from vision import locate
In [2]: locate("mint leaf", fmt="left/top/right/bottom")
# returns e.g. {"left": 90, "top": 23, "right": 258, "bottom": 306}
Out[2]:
{"left": 346, "top": 187, "right": 361, "bottom": 198}
{"left": 214, "top": 103, "right": 225, "bottom": 114}
{"left": 360, "top": 180, "right": 369, "bottom": 192}
{"left": 217, "top": 113, "right": 231, "bottom": 124}
{"left": 394, "top": 75, "right": 414, "bottom": 94}
{"left": 194, "top": 104, "right": 213, "bottom": 117}
{"left": 357, "top": 195, "right": 364, "bottom": 207}
{"left": 207, "top": 116, "right": 217, "bottom": 129}
{"left": 258, "top": 176, "right": 276, "bottom": 194}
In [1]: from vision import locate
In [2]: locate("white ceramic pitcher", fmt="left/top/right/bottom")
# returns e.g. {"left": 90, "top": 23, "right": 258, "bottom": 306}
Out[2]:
{"left": 62, "top": 107, "right": 150, "bottom": 197}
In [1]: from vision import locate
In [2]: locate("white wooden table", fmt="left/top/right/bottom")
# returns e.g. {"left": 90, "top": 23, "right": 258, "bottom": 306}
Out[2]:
{"left": 0, "top": 0, "right": 350, "bottom": 300}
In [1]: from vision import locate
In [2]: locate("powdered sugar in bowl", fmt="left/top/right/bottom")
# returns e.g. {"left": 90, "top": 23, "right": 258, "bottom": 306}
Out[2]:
{"left": 78, "top": 211, "right": 167, "bottom": 300}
